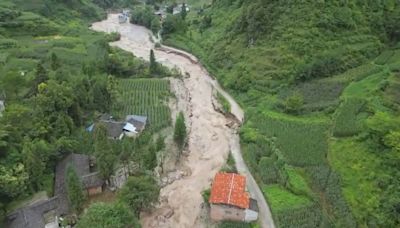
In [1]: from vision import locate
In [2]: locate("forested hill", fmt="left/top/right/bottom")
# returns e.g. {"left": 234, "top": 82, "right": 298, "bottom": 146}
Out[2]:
{"left": 0, "top": 0, "right": 158, "bottom": 224}
{"left": 162, "top": 0, "right": 400, "bottom": 227}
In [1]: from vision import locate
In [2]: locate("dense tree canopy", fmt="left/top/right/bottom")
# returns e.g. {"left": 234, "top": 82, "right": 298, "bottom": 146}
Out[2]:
{"left": 77, "top": 202, "right": 140, "bottom": 228}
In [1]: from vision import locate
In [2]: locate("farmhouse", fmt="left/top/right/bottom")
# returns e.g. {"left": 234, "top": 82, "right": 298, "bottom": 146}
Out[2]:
{"left": 88, "top": 114, "right": 148, "bottom": 140}
{"left": 5, "top": 154, "right": 104, "bottom": 228}
{"left": 209, "top": 172, "right": 259, "bottom": 222}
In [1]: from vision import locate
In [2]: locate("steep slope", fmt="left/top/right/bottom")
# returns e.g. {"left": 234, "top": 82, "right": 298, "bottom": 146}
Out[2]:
{"left": 162, "top": 0, "right": 400, "bottom": 227}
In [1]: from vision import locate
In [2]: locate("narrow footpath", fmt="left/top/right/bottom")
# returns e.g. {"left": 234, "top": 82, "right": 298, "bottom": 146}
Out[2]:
{"left": 91, "top": 14, "right": 275, "bottom": 228}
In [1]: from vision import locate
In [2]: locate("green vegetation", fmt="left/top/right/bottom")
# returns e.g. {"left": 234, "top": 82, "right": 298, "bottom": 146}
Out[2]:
{"left": 76, "top": 202, "right": 140, "bottom": 228}
{"left": 216, "top": 91, "right": 231, "bottom": 113}
{"left": 0, "top": 0, "right": 170, "bottom": 225}
{"left": 118, "top": 175, "right": 160, "bottom": 216}
{"left": 263, "top": 185, "right": 312, "bottom": 212}
{"left": 66, "top": 165, "right": 86, "bottom": 213}
{"left": 160, "top": 0, "right": 400, "bottom": 227}
{"left": 248, "top": 111, "right": 329, "bottom": 166}
{"left": 174, "top": 112, "right": 187, "bottom": 150}
{"left": 113, "top": 78, "right": 171, "bottom": 130}
{"left": 333, "top": 98, "right": 367, "bottom": 137}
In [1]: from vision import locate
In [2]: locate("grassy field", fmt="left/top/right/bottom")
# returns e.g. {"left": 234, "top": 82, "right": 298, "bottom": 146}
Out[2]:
{"left": 328, "top": 138, "right": 383, "bottom": 226}
{"left": 114, "top": 79, "right": 171, "bottom": 131}
{"left": 263, "top": 184, "right": 312, "bottom": 212}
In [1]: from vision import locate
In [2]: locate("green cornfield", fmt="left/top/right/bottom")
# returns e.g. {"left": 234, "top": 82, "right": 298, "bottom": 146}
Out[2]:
{"left": 256, "top": 111, "right": 329, "bottom": 166}
{"left": 114, "top": 79, "right": 171, "bottom": 131}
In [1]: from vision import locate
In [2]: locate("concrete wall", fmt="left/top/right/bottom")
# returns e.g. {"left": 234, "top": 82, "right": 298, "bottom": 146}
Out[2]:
{"left": 210, "top": 204, "right": 245, "bottom": 222}
{"left": 87, "top": 186, "right": 102, "bottom": 196}
{"left": 244, "top": 209, "right": 258, "bottom": 222}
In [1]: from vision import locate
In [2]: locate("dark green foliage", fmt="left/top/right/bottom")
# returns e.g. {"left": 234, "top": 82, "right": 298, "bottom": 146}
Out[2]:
{"left": 50, "top": 52, "right": 60, "bottom": 71}
{"left": 201, "top": 188, "right": 210, "bottom": 204}
{"left": 253, "top": 112, "right": 329, "bottom": 166}
{"left": 174, "top": 112, "right": 186, "bottom": 149}
{"left": 118, "top": 175, "right": 160, "bottom": 215}
{"left": 162, "top": 15, "right": 186, "bottom": 36}
{"left": 94, "top": 123, "right": 116, "bottom": 179}
{"left": 258, "top": 157, "right": 278, "bottom": 184}
{"left": 66, "top": 165, "right": 85, "bottom": 213}
{"left": 76, "top": 202, "right": 140, "bottom": 228}
{"left": 180, "top": 3, "right": 187, "bottom": 20}
{"left": 130, "top": 6, "right": 158, "bottom": 32}
{"left": 149, "top": 49, "right": 157, "bottom": 75}
{"left": 283, "top": 92, "right": 304, "bottom": 114}
{"left": 306, "top": 165, "right": 356, "bottom": 227}
{"left": 333, "top": 98, "right": 366, "bottom": 137}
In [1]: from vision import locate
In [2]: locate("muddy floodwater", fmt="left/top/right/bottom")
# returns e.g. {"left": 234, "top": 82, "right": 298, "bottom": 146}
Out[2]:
{"left": 92, "top": 14, "right": 273, "bottom": 228}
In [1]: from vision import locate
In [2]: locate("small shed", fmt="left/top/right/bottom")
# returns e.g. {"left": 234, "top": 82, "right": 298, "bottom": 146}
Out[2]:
{"left": 82, "top": 172, "right": 104, "bottom": 196}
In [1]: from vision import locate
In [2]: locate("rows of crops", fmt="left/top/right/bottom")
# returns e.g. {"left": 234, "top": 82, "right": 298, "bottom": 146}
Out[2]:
{"left": 257, "top": 111, "right": 329, "bottom": 166}
{"left": 333, "top": 98, "right": 366, "bottom": 137}
{"left": 114, "top": 79, "right": 171, "bottom": 131}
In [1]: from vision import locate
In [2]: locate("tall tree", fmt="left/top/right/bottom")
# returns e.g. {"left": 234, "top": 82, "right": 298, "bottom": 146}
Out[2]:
{"left": 149, "top": 49, "right": 157, "bottom": 75}
{"left": 181, "top": 3, "right": 187, "bottom": 20}
{"left": 94, "top": 123, "right": 116, "bottom": 179}
{"left": 50, "top": 52, "right": 61, "bottom": 71}
{"left": 118, "top": 175, "right": 159, "bottom": 216}
{"left": 174, "top": 112, "right": 186, "bottom": 149}
{"left": 66, "top": 165, "right": 85, "bottom": 213}
{"left": 32, "top": 62, "right": 49, "bottom": 94}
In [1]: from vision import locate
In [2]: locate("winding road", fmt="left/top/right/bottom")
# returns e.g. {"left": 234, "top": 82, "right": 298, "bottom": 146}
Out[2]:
{"left": 91, "top": 14, "right": 274, "bottom": 228}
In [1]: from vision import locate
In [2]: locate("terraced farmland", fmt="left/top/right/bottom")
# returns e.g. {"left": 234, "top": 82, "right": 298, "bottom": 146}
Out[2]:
{"left": 115, "top": 79, "right": 171, "bottom": 130}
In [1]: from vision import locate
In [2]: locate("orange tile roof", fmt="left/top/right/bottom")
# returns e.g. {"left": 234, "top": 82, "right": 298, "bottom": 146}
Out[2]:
{"left": 209, "top": 172, "right": 250, "bottom": 209}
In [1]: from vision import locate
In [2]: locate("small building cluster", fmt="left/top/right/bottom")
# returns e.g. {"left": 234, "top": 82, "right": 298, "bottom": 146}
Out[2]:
{"left": 154, "top": 3, "right": 190, "bottom": 21}
{"left": 172, "top": 4, "right": 190, "bottom": 15}
{"left": 5, "top": 154, "right": 104, "bottom": 228}
{"left": 87, "top": 114, "right": 147, "bottom": 140}
{"left": 209, "top": 172, "right": 259, "bottom": 222}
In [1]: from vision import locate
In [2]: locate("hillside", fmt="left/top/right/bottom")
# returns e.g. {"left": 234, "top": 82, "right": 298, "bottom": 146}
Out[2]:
{"left": 161, "top": 0, "right": 400, "bottom": 227}
{"left": 0, "top": 1, "right": 174, "bottom": 227}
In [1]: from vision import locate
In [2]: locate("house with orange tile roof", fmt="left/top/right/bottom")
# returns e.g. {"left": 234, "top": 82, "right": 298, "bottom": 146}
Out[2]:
{"left": 209, "top": 172, "right": 259, "bottom": 222}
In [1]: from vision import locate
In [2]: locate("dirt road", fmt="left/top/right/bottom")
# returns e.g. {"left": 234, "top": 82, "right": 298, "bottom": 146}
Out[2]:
{"left": 91, "top": 14, "right": 274, "bottom": 228}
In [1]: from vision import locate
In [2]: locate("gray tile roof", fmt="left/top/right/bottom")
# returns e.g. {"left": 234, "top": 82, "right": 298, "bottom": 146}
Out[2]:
{"left": 98, "top": 120, "right": 125, "bottom": 138}
{"left": 6, "top": 153, "right": 104, "bottom": 228}
{"left": 5, "top": 197, "right": 59, "bottom": 228}
{"left": 82, "top": 172, "right": 104, "bottom": 188}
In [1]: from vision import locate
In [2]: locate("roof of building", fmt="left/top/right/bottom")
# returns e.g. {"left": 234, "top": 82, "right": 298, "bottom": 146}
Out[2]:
{"left": 99, "top": 120, "right": 125, "bottom": 138}
{"left": 123, "top": 122, "right": 137, "bottom": 133}
{"left": 209, "top": 172, "right": 250, "bottom": 209}
{"left": 6, "top": 153, "right": 104, "bottom": 228}
{"left": 126, "top": 115, "right": 147, "bottom": 124}
{"left": 54, "top": 153, "right": 91, "bottom": 215}
{"left": 126, "top": 115, "right": 147, "bottom": 132}
{"left": 82, "top": 172, "right": 104, "bottom": 188}
{"left": 5, "top": 197, "right": 58, "bottom": 228}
